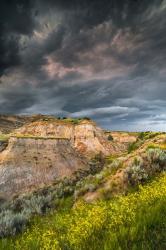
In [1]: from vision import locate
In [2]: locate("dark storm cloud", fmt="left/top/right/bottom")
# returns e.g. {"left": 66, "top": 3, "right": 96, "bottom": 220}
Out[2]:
{"left": 0, "top": 0, "right": 37, "bottom": 75}
{"left": 0, "top": 0, "right": 35, "bottom": 35}
{"left": 0, "top": 34, "right": 20, "bottom": 76}
{"left": 0, "top": 83, "right": 37, "bottom": 113}
{"left": 37, "top": 0, "right": 163, "bottom": 29}
{"left": 0, "top": 0, "right": 166, "bottom": 131}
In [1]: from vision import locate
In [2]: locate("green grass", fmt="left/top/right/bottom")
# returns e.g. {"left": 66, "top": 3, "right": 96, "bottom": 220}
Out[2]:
{"left": 0, "top": 134, "right": 9, "bottom": 141}
{"left": 138, "top": 131, "right": 164, "bottom": 140}
{"left": 41, "top": 117, "right": 92, "bottom": 125}
{"left": 127, "top": 141, "right": 141, "bottom": 153}
{"left": 58, "top": 117, "right": 92, "bottom": 125}
{"left": 147, "top": 143, "right": 166, "bottom": 150}
{"left": 11, "top": 135, "right": 69, "bottom": 140}
{"left": 127, "top": 132, "right": 165, "bottom": 154}
{"left": 1, "top": 173, "right": 165, "bottom": 250}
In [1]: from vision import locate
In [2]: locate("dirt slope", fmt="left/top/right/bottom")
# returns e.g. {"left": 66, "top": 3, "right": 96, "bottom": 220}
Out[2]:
{"left": 0, "top": 137, "right": 88, "bottom": 198}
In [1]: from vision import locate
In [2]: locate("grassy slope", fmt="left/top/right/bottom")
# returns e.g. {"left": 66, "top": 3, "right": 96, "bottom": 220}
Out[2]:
{"left": 1, "top": 173, "right": 166, "bottom": 250}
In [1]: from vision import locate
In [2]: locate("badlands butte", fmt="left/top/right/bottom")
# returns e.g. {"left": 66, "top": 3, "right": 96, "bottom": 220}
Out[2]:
{"left": 0, "top": 114, "right": 137, "bottom": 198}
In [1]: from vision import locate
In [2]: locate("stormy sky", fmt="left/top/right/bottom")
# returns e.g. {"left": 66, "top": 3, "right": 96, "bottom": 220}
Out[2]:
{"left": 0, "top": 0, "right": 166, "bottom": 131}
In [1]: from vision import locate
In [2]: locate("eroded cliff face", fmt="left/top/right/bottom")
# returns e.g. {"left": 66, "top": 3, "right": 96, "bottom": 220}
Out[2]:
{"left": 16, "top": 120, "right": 126, "bottom": 157}
{"left": 0, "top": 137, "right": 88, "bottom": 198}
{"left": 0, "top": 117, "right": 134, "bottom": 198}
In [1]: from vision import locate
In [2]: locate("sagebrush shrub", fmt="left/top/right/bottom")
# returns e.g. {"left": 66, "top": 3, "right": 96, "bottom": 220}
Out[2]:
{"left": 109, "top": 159, "right": 121, "bottom": 169}
{"left": 23, "top": 194, "right": 53, "bottom": 214}
{"left": 147, "top": 148, "right": 166, "bottom": 170}
{"left": 125, "top": 162, "right": 148, "bottom": 186}
{"left": 0, "top": 210, "right": 29, "bottom": 238}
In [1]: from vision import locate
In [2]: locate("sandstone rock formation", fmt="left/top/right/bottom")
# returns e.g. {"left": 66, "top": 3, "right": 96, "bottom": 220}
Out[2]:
{"left": 16, "top": 120, "right": 127, "bottom": 157}
{"left": 0, "top": 116, "right": 135, "bottom": 198}
{"left": 0, "top": 137, "right": 88, "bottom": 198}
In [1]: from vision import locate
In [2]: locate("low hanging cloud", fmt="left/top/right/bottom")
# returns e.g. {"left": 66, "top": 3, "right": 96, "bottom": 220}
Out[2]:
{"left": 71, "top": 106, "right": 139, "bottom": 118}
{"left": 0, "top": 0, "right": 166, "bottom": 131}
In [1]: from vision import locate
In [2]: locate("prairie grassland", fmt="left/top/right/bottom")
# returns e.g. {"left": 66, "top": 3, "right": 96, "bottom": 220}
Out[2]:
{"left": 1, "top": 173, "right": 165, "bottom": 250}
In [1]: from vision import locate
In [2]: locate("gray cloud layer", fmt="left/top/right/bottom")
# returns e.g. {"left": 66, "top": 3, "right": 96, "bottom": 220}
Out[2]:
{"left": 0, "top": 0, "right": 166, "bottom": 131}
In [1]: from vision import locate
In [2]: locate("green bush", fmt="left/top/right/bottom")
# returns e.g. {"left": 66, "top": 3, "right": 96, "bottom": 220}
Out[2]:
{"left": 93, "top": 152, "right": 105, "bottom": 165}
{"left": 107, "top": 134, "right": 113, "bottom": 141}
{"left": 128, "top": 142, "right": 139, "bottom": 153}
{"left": 138, "top": 132, "right": 146, "bottom": 140}
{"left": 83, "top": 117, "right": 91, "bottom": 120}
